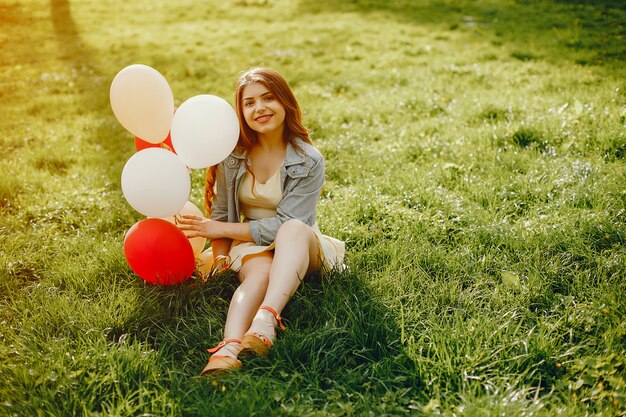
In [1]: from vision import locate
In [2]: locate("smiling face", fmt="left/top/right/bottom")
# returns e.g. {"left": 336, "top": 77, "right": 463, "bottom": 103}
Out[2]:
{"left": 241, "top": 82, "right": 286, "bottom": 139}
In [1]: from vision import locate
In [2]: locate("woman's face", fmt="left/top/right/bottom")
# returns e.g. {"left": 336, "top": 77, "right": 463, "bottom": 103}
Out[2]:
{"left": 241, "top": 82, "right": 286, "bottom": 138}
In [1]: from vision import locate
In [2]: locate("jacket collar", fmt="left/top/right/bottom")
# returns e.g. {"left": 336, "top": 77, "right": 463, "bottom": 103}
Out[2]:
{"left": 284, "top": 138, "right": 306, "bottom": 167}
{"left": 231, "top": 147, "right": 246, "bottom": 160}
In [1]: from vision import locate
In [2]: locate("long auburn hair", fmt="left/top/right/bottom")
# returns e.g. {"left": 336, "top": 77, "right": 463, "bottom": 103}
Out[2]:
{"left": 203, "top": 68, "right": 312, "bottom": 216}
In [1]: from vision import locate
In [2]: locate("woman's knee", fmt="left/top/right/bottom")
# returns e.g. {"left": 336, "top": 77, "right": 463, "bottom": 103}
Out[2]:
{"left": 239, "top": 268, "right": 270, "bottom": 287}
{"left": 276, "top": 219, "right": 313, "bottom": 241}
{"left": 238, "top": 254, "right": 272, "bottom": 285}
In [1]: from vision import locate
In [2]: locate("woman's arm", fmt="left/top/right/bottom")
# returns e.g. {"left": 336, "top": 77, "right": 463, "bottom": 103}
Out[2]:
{"left": 179, "top": 216, "right": 254, "bottom": 242}
{"left": 210, "top": 163, "right": 229, "bottom": 222}
{"left": 178, "top": 157, "right": 254, "bottom": 243}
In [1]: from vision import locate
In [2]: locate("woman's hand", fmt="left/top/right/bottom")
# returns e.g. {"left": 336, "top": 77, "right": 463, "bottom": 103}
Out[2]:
{"left": 177, "top": 215, "right": 224, "bottom": 240}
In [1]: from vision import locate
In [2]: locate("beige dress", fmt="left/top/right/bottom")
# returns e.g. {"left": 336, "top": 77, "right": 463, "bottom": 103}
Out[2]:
{"left": 198, "top": 169, "right": 345, "bottom": 274}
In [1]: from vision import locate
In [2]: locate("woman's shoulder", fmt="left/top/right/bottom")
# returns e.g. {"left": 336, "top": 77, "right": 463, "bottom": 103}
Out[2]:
{"left": 219, "top": 147, "right": 246, "bottom": 168}
{"left": 293, "top": 137, "right": 323, "bottom": 163}
{"left": 229, "top": 146, "right": 246, "bottom": 159}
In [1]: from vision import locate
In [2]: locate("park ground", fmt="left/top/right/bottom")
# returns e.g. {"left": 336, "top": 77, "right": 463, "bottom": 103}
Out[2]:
{"left": 1, "top": 0, "right": 625, "bottom": 416}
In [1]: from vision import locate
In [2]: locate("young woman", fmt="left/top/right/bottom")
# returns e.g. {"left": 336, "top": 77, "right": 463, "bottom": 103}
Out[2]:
{"left": 178, "top": 68, "right": 345, "bottom": 375}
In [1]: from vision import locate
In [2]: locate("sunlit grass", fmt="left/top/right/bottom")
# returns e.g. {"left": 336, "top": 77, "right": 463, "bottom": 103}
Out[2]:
{"left": 1, "top": 0, "right": 625, "bottom": 416}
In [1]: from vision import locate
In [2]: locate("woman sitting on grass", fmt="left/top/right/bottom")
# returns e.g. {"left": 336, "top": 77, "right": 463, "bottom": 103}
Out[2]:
{"left": 178, "top": 67, "right": 345, "bottom": 375}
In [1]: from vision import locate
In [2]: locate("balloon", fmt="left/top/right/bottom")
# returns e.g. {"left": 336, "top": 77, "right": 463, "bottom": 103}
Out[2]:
{"left": 170, "top": 94, "right": 239, "bottom": 169}
{"left": 161, "top": 201, "right": 207, "bottom": 256}
{"left": 110, "top": 64, "right": 174, "bottom": 143}
{"left": 134, "top": 107, "right": 177, "bottom": 153}
{"left": 124, "top": 218, "right": 195, "bottom": 285}
{"left": 121, "top": 148, "right": 190, "bottom": 218}
{"left": 197, "top": 248, "right": 214, "bottom": 277}
{"left": 135, "top": 133, "right": 175, "bottom": 153}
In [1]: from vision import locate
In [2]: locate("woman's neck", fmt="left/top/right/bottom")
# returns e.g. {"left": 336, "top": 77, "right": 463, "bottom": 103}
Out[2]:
{"left": 256, "top": 131, "right": 286, "bottom": 152}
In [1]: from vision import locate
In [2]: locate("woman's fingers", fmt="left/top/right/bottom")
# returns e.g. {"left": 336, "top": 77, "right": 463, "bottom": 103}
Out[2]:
{"left": 177, "top": 225, "right": 196, "bottom": 231}
{"left": 177, "top": 216, "right": 203, "bottom": 225}
{"left": 181, "top": 215, "right": 204, "bottom": 220}
{"left": 177, "top": 216, "right": 213, "bottom": 239}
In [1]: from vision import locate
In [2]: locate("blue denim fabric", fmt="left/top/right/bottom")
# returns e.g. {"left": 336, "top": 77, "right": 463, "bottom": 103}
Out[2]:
{"left": 210, "top": 137, "right": 324, "bottom": 246}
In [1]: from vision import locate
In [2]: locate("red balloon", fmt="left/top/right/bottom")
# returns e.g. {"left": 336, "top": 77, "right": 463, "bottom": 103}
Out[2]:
{"left": 134, "top": 132, "right": 176, "bottom": 153}
{"left": 124, "top": 218, "right": 195, "bottom": 285}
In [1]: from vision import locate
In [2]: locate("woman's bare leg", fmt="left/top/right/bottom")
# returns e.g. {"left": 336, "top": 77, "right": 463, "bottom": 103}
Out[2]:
{"left": 212, "top": 251, "right": 273, "bottom": 357}
{"left": 264, "top": 219, "right": 321, "bottom": 311}
{"left": 246, "top": 220, "right": 321, "bottom": 341}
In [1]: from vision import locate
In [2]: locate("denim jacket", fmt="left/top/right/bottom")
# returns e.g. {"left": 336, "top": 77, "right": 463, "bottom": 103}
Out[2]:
{"left": 211, "top": 137, "right": 324, "bottom": 246}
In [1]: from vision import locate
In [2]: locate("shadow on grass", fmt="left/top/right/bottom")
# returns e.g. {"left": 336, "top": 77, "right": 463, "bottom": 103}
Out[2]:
{"left": 116, "top": 269, "right": 422, "bottom": 415}
{"left": 50, "top": 0, "right": 80, "bottom": 49}
{"left": 50, "top": 0, "right": 108, "bottom": 112}
{"left": 555, "top": 0, "right": 624, "bottom": 6}
{"left": 48, "top": 0, "right": 133, "bottom": 208}
{"left": 298, "top": 0, "right": 625, "bottom": 66}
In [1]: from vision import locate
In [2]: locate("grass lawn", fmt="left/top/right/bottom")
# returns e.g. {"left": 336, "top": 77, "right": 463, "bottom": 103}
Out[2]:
{"left": 1, "top": 0, "right": 625, "bottom": 415}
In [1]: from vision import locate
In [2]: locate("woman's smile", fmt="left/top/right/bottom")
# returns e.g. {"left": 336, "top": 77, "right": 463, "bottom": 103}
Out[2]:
{"left": 255, "top": 114, "right": 273, "bottom": 123}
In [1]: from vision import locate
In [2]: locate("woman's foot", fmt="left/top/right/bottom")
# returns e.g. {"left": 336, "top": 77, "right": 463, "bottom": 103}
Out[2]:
{"left": 240, "top": 306, "right": 285, "bottom": 357}
{"left": 200, "top": 339, "right": 243, "bottom": 375}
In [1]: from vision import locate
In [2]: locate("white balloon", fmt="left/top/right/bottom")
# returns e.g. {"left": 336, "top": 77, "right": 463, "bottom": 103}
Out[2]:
{"left": 161, "top": 201, "right": 207, "bottom": 257}
{"left": 110, "top": 64, "right": 174, "bottom": 144}
{"left": 170, "top": 94, "right": 239, "bottom": 169}
{"left": 121, "top": 148, "right": 190, "bottom": 218}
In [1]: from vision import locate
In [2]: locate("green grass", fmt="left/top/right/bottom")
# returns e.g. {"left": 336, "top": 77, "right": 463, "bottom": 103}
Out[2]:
{"left": 1, "top": 0, "right": 625, "bottom": 415}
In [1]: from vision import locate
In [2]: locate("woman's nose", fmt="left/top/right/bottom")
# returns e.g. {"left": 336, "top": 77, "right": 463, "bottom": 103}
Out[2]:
{"left": 254, "top": 100, "right": 266, "bottom": 112}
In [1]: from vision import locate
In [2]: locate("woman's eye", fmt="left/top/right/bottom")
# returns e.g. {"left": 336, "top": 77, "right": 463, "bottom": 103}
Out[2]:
{"left": 264, "top": 95, "right": 273, "bottom": 101}
{"left": 244, "top": 101, "right": 254, "bottom": 107}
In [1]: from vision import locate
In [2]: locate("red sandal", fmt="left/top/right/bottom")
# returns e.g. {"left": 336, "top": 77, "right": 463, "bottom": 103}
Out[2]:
{"left": 200, "top": 338, "right": 242, "bottom": 375}
{"left": 240, "top": 306, "right": 286, "bottom": 357}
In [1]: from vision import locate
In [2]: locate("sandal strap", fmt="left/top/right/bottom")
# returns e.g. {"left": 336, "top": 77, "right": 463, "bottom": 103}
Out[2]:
{"left": 208, "top": 355, "right": 239, "bottom": 362}
{"left": 207, "top": 338, "right": 242, "bottom": 353}
{"left": 259, "top": 305, "right": 286, "bottom": 331}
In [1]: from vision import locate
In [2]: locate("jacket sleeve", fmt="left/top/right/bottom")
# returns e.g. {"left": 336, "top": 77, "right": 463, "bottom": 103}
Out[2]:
{"left": 248, "top": 156, "right": 324, "bottom": 245}
{"left": 210, "top": 162, "right": 229, "bottom": 222}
